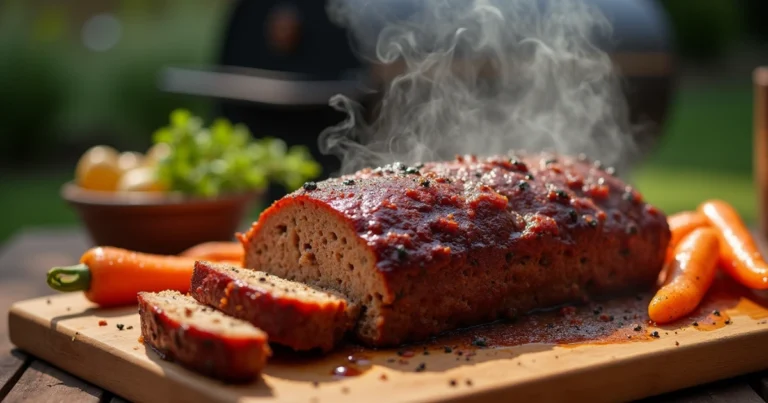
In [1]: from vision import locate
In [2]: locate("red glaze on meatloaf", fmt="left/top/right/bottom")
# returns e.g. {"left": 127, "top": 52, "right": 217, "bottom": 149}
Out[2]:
{"left": 138, "top": 290, "right": 271, "bottom": 382}
{"left": 240, "top": 152, "right": 671, "bottom": 347}
{"left": 190, "top": 261, "right": 358, "bottom": 352}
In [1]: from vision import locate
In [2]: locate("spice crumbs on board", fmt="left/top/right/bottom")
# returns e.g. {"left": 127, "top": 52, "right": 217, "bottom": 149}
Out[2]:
{"left": 98, "top": 320, "right": 107, "bottom": 326}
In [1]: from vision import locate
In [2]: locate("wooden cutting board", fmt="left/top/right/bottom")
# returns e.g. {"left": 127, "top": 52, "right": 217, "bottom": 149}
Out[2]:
{"left": 8, "top": 283, "right": 768, "bottom": 403}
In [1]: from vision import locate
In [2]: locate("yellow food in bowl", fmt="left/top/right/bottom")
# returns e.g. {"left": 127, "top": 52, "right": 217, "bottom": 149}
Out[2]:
{"left": 76, "top": 146, "right": 121, "bottom": 191}
{"left": 117, "top": 166, "right": 167, "bottom": 192}
{"left": 117, "top": 151, "right": 144, "bottom": 173}
{"left": 144, "top": 143, "right": 171, "bottom": 166}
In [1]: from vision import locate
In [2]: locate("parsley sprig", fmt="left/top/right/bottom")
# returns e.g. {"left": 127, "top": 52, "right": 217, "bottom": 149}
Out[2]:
{"left": 153, "top": 109, "right": 321, "bottom": 197}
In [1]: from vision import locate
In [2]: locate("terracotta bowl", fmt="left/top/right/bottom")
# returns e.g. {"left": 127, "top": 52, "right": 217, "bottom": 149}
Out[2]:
{"left": 61, "top": 182, "right": 261, "bottom": 255}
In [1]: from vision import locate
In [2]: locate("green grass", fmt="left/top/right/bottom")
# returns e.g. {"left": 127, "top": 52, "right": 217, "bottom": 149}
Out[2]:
{"left": 0, "top": 173, "right": 78, "bottom": 241}
{"left": 632, "top": 166, "right": 756, "bottom": 222}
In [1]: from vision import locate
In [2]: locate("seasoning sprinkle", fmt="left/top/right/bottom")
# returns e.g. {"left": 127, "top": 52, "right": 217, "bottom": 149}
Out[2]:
{"left": 633, "top": 324, "right": 642, "bottom": 331}
{"left": 396, "top": 245, "right": 408, "bottom": 261}
{"left": 116, "top": 324, "right": 125, "bottom": 331}
{"left": 525, "top": 174, "right": 534, "bottom": 180}
{"left": 444, "top": 346, "right": 453, "bottom": 353}
{"left": 449, "top": 379, "right": 457, "bottom": 387}
{"left": 343, "top": 179, "right": 355, "bottom": 186}
{"left": 650, "top": 331, "right": 660, "bottom": 338}
{"left": 517, "top": 181, "right": 529, "bottom": 191}
{"left": 415, "top": 363, "right": 426, "bottom": 372}
{"left": 713, "top": 310, "right": 721, "bottom": 317}
{"left": 127, "top": 326, "right": 133, "bottom": 330}
{"left": 568, "top": 209, "right": 578, "bottom": 222}
{"left": 421, "top": 180, "right": 431, "bottom": 188}
{"left": 692, "top": 321, "right": 699, "bottom": 327}
{"left": 725, "top": 319, "right": 732, "bottom": 325}
{"left": 302, "top": 182, "right": 318, "bottom": 191}
{"left": 471, "top": 336, "right": 488, "bottom": 347}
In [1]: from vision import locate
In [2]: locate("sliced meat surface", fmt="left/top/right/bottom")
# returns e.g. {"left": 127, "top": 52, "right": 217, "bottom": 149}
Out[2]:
{"left": 138, "top": 290, "right": 271, "bottom": 382}
{"left": 190, "top": 261, "right": 358, "bottom": 352}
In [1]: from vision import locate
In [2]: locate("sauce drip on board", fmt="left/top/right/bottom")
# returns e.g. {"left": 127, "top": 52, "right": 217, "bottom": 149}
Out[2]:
{"left": 265, "top": 275, "right": 768, "bottom": 381}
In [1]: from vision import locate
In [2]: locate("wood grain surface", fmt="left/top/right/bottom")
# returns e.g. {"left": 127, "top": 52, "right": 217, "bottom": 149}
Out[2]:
{"left": 8, "top": 291, "right": 768, "bottom": 403}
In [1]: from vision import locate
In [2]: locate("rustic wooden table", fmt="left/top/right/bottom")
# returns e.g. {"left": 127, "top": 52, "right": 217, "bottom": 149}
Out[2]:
{"left": 1, "top": 228, "right": 768, "bottom": 402}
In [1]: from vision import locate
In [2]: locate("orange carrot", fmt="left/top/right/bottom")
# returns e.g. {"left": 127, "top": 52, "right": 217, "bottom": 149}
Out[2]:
{"left": 46, "top": 247, "right": 196, "bottom": 307}
{"left": 698, "top": 200, "right": 768, "bottom": 289}
{"left": 648, "top": 228, "right": 720, "bottom": 324}
{"left": 667, "top": 211, "right": 710, "bottom": 254}
{"left": 658, "top": 211, "right": 711, "bottom": 285}
{"left": 179, "top": 241, "right": 244, "bottom": 264}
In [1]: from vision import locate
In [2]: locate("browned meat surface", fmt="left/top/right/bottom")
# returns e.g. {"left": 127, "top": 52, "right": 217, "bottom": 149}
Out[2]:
{"left": 240, "top": 152, "right": 670, "bottom": 347}
{"left": 190, "top": 261, "right": 358, "bottom": 352}
{"left": 137, "top": 290, "right": 271, "bottom": 382}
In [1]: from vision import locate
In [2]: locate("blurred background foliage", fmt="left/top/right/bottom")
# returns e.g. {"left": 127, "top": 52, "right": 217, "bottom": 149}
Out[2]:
{"left": 0, "top": 0, "right": 766, "bottom": 242}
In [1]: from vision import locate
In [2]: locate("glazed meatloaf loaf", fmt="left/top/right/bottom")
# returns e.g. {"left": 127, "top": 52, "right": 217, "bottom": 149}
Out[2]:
{"left": 239, "top": 152, "right": 670, "bottom": 347}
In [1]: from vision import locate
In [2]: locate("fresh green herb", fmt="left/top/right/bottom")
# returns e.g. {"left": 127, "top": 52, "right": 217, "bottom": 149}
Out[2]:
{"left": 153, "top": 109, "right": 321, "bottom": 197}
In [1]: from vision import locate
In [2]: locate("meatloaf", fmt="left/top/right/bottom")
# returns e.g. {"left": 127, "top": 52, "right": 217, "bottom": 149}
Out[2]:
{"left": 239, "top": 152, "right": 670, "bottom": 347}
{"left": 138, "top": 290, "right": 271, "bottom": 382}
{"left": 190, "top": 260, "right": 358, "bottom": 352}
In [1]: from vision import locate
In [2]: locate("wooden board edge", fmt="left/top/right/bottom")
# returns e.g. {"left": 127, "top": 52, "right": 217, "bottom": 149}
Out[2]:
{"left": 440, "top": 330, "right": 768, "bottom": 403}
{"left": 8, "top": 297, "right": 768, "bottom": 403}
{"left": 7, "top": 304, "right": 239, "bottom": 403}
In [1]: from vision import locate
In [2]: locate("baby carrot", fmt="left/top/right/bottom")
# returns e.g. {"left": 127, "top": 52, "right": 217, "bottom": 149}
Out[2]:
{"left": 179, "top": 242, "right": 245, "bottom": 264}
{"left": 658, "top": 211, "right": 711, "bottom": 284}
{"left": 698, "top": 200, "right": 768, "bottom": 289}
{"left": 648, "top": 228, "right": 719, "bottom": 324}
{"left": 668, "top": 211, "right": 710, "bottom": 253}
{"left": 46, "top": 247, "right": 196, "bottom": 307}
{"left": 179, "top": 241, "right": 244, "bottom": 264}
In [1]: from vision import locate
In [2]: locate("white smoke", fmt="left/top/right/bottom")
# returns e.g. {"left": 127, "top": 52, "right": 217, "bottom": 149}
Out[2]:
{"left": 320, "top": 0, "right": 640, "bottom": 176}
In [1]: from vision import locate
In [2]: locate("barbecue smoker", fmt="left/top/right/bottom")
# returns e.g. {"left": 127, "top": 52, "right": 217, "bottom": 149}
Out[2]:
{"left": 161, "top": 0, "right": 676, "bottom": 204}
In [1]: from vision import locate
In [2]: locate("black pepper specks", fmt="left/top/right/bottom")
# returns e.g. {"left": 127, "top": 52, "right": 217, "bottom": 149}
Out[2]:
{"left": 725, "top": 319, "right": 732, "bottom": 325}
{"left": 405, "top": 167, "right": 420, "bottom": 175}
{"left": 420, "top": 180, "right": 431, "bottom": 188}
{"left": 302, "top": 182, "right": 318, "bottom": 191}
{"left": 713, "top": 310, "right": 721, "bottom": 317}
{"left": 396, "top": 246, "right": 408, "bottom": 261}
{"left": 693, "top": 321, "right": 699, "bottom": 327}
{"left": 650, "top": 331, "right": 660, "bottom": 338}
{"left": 415, "top": 363, "right": 426, "bottom": 372}
{"left": 471, "top": 336, "right": 488, "bottom": 347}
{"left": 545, "top": 158, "right": 558, "bottom": 165}
{"left": 116, "top": 324, "right": 125, "bottom": 331}
{"left": 517, "top": 181, "right": 529, "bottom": 191}
{"left": 444, "top": 346, "right": 453, "bottom": 353}
{"left": 449, "top": 379, "right": 457, "bottom": 387}
{"left": 343, "top": 179, "right": 355, "bottom": 186}
{"left": 568, "top": 209, "right": 578, "bottom": 223}
{"left": 525, "top": 174, "right": 534, "bottom": 180}
{"left": 633, "top": 324, "right": 642, "bottom": 331}
{"left": 626, "top": 225, "right": 638, "bottom": 235}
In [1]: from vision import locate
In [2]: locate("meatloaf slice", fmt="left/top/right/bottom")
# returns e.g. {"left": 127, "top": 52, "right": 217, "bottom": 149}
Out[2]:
{"left": 138, "top": 290, "right": 271, "bottom": 382}
{"left": 190, "top": 260, "right": 358, "bottom": 352}
{"left": 240, "top": 152, "right": 671, "bottom": 347}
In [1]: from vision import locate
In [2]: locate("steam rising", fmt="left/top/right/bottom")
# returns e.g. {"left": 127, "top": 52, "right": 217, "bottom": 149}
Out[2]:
{"left": 321, "top": 0, "right": 639, "bottom": 175}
